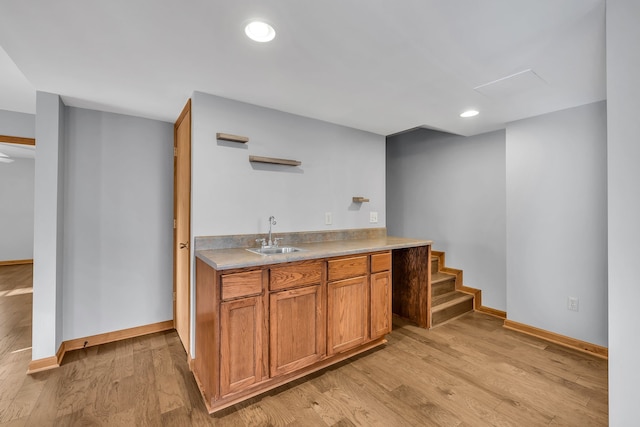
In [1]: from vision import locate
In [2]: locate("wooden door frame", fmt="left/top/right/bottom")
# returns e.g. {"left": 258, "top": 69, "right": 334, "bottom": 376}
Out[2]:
{"left": 173, "top": 99, "right": 192, "bottom": 359}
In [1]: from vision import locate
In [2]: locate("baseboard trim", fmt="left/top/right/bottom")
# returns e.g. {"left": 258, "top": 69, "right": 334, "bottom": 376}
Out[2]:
{"left": 503, "top": 319, "right": 608, "bottom": 359}
{"left": 27, "top": 320, "right": 175, "bottom": 374}
{"left": 63, "top": 320, "right": 174, "bottom": 353}
{"left": 0, "top": 259, "right": 33, "bottom": 266}
{"left": 26, "top": 356, "right": 59, "bottom": 374}
{"left": 477, "top": 306, "right": 507, "bottom": 319}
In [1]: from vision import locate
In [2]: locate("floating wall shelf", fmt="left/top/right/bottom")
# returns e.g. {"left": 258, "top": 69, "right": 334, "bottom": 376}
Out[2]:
{"left": 216, "top": 133, "right": 249, "bottom": 143}
{"left": 352, "top": 197, "right": 370, "bottom": 203}
{"left": 249, "top": 155, "right": 302, "bottom": 166}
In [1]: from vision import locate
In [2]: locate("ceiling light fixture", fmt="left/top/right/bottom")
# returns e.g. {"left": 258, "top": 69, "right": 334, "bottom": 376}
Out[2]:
{"left": 245, "top": 20, "right": 276, "bottom": 43}
{"left": 460, "top": 110, "right": 479, "bottom": 118}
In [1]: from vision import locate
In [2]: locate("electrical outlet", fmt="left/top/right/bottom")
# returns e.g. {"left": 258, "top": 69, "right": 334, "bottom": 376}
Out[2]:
{"left": 325, "top": 212, "right": 332, "bottom": 225}
{"left": 370, "top": 211, "right": 378, "bottom": 223}
{"left": 567, "top": 297, "right": 579, "bottom": 312}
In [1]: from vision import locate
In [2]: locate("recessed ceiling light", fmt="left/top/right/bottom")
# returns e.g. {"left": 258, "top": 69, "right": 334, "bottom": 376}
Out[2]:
{"left": 460, "top": 110, "right": 479, "bottom": 118}
{"left": 245, "top": 20, "right": 276, "bottom": 43}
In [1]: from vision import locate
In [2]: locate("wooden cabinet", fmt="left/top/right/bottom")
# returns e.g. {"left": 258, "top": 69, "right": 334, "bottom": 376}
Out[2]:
{"left": 220, "top": 295, "right": 263, "bottom": 396}
{"left": 370, "top": 271, "right": 392, "bottom": 339}
{"left": 370, "top": 252, "right": 392, "bottom": 340}
{"left": 218, "top": 269, "right": 266, "bottom": 397}
{"left": 270, "top": 284, "right": 325, "bottom": 376}
{"left": 327, "top": 275, "right": 368, "bottom": 355}
{"left": 194, "top": 250, "right": 394, "bottom": 414}
{"left": 269, "top": 260, "right": 325, "bottom": 376}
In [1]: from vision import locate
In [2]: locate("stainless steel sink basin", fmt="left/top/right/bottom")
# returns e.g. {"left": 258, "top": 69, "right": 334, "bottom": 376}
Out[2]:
{"left": 246, "top": 246, "right": 303, "bottom": 255}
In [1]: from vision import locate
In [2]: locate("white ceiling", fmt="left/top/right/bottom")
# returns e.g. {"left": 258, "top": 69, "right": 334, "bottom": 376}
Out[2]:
{"left": 0, "top": 1, "right": 606, "bottom": 137}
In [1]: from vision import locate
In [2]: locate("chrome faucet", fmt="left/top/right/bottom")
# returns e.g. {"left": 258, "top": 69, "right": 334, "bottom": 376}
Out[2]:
{"left": 267, "top": 215, "right": 276, "bottom": 247}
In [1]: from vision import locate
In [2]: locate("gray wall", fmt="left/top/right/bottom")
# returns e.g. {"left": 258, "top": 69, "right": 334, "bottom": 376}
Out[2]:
{"left": 61, "top": 107, "right": 174, "bottom": 340}
{"left": 0, "top": 108, "right": 35, "bottom": 138}
{"left": 386, "top": 129, "right": 507, "bottom": 310}
{"left": 32, "top": 92, "right": 65, "bottom": 359}
{"left": 506, "top": 101, "right": 607, "bottom": 347}
{"left": 607, "top": 0, "right": 640, "bottom": 423}
{"left": 0, "top": 109, "right": 35, "bottom": 262}
{"left": 191, "top": 92, "right": 386, "bottom": 237}
{"left": 0, "top": 158, "right": 35, "bottom": 261}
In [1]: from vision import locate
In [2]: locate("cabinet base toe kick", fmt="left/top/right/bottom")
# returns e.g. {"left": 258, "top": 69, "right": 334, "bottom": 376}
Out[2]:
{"left": 196, "top": 338, "right": 387, "bottom": 414}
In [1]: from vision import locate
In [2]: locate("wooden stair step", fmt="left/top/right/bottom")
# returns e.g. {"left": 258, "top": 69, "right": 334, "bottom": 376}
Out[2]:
{"left": 431, "top": 271, "right": 456, "bottom": 296}
{"left": 431, "top": 256, "right": 439, "bottom": 273}
{"left": 431, "top": 291, "right": 474, "bottom": 327}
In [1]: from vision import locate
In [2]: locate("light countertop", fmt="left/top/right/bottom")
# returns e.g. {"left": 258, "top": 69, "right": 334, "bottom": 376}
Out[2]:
{"left": 195, "top": 236, "right": 432, "bottom": 271}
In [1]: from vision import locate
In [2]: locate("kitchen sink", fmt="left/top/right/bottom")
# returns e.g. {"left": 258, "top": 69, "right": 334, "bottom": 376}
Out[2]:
{"left": 246, "top": 246, "right": 304, "bottom": 255}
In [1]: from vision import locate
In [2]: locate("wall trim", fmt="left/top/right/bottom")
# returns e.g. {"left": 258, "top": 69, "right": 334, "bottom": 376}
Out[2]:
{"left": 62, "top": 320, "right": 174, "bottom": 354}
{"left": 477, "top": 306, "right": 507, "bottom": 319}
{"left": 26, "top": 356, "right": 59, "bottom": 374}
{"left": 0, "top": 135, "right": 35, "bottom": 145}
{"left": 503, "top": 319, "right": 608, "bottom": 359}
{"left": 27, "top": 320, "right": 174, "bottom": 374}
{"left": 0, "top": 259, "right": 33, "bottom": 266}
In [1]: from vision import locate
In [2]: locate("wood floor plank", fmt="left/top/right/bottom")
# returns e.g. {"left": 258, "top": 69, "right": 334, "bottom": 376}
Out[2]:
{"left": 0, "top": 264, "right": 608, "bottom": 426}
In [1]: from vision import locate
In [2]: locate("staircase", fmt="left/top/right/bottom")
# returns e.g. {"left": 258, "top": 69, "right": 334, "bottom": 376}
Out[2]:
{"left": 430, "top": 251, "right": 476, "bottom": 327}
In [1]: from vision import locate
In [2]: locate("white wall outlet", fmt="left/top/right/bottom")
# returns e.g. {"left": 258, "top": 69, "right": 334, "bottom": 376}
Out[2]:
{"left": 567, "top": 297, "right": 579, "bottom": 312}
{"left": 370, "top": 211, "right": 378, "bottom": 223}
{"left": 325, "top": 212, "right": 332, "bottom": 225}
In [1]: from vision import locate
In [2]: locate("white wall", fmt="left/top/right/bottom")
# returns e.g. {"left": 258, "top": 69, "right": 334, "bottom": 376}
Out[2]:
{"left": 191, "top": 92, "right": 386, "bottom": 238}
{"left": 0, "top": 108, "right": 35, "bottom": 138}
{"left": 386, "top": 129, "right": 507, "bottom": 310}
{"left": 0, "top": 158, "right": 35, "bottom": 261}
{"left": 506, "top": 101, "right": 607, "bottom": 347}
{"left": 607, "top": 0, "right": 640, "bottom": 424}
{"left": 61, "top": 107, "right": 174, "bottom": 340}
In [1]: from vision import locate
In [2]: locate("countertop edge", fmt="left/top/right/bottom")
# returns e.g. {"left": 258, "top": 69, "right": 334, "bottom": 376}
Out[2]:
{"left": 195, "top": 237, "right": 432, "bottom": 271}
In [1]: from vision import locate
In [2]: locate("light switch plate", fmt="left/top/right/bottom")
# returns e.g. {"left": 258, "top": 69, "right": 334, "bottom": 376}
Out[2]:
{"left": 370, "top": 212, "right": 378, "bottom": 223}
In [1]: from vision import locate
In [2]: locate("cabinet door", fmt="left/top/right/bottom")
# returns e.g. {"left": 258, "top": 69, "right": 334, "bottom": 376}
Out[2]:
{"left": 370, "top": 271, "right": 392, "bottom": 340}
{"left": 327, "top": 276, "right": 368, "bottom": 356}
{"left": 220, "top": 296, "right": 263, "bottom": 396}
{"left": 270, "top": 285, "right": 325, "bottom": 377}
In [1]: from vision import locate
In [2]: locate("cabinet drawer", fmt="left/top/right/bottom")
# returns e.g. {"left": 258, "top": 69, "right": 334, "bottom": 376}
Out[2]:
{"left": 221, "top": 270, "right": 263, "bottom": 300}
{"left": 327, "top": 256, "right": 367, "bottom": 281}
{"left": 270, "top": 261, "right": 323, "bottom": 291}
{"left": 371, "top": 252, "right": 391, "bottom": 273}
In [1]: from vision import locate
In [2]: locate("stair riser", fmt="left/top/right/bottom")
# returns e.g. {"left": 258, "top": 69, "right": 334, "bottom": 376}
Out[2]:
{"left": 431, "top": 258, "right": 439, "bottom": 273}
{"left": 432, "top": 279, "right": 455, "bottom": 296}
{"left": 432, "top": 298, "right": 474, "bottom": 326}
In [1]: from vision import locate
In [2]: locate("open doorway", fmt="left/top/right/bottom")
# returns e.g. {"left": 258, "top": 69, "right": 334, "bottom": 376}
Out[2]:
{"left": 0, "top": 135, "right": 36, "bottom": 382}
{"left": 0, "top": 137, "right": 36, "bottom": 266}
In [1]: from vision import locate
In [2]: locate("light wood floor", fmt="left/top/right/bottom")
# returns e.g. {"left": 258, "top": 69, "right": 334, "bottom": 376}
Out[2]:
{"left": 1, "top": 264, "right": 608, "bottom": 426}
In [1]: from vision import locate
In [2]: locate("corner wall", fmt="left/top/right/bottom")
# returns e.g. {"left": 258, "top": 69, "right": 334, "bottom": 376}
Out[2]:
{"left": 386, "top": 129, "right": 507, "bottom": 310}
{"left": 32, "top": 92, "right": 65, "bottom": 359}
{"left": 606, "top": 0, "right": 640, "bottom": 423}
{"left": 505, "top": 101, "right": 607, "bottom": 347}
